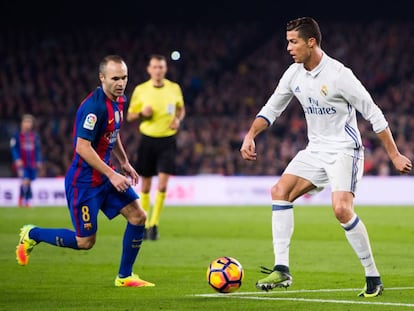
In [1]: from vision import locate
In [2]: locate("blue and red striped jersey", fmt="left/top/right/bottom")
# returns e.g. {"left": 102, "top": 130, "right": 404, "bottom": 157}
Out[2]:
{"left": 66, "top": 87, "right": 125, "bottom": 187}
{"left": 10, "top": 131, "right": 42, "bottom": 168}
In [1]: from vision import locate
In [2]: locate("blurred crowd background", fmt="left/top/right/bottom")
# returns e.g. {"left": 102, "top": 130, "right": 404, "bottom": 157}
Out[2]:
{"left": 1, "top": 2, "right": 413, "bottom": 177}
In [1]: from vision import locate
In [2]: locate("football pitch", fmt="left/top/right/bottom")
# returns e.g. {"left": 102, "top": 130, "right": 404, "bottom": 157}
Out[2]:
{"left": 0, "top": 205, "right": 413, "bottom": 310}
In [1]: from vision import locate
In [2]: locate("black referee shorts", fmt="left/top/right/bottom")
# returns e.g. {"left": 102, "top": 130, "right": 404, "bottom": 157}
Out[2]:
{"left": 135, "top": 134, "right": 177, "bottom": 177}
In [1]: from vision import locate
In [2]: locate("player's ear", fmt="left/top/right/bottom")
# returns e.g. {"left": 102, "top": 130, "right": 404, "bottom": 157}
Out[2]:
{"left": 308, "top": 37, "right": 316, "bottom": 48}
{"left": 99, "top": 72, "right": 104, "bottom": 83}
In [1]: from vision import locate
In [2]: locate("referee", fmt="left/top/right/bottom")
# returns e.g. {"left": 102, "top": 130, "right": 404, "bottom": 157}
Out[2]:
{"left": 127, "top": 54, "right": 185, "bottom": 240}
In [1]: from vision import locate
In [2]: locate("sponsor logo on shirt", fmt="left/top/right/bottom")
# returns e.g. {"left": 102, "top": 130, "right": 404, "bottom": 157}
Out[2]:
{"left": 304, "top": 97, "right": 336, "bottom": 115}
{"left": 83, "top": 113, "right": 97, "bottom": 130}
{"left": 294, "top": 86, "right": 301, "bottom": 93}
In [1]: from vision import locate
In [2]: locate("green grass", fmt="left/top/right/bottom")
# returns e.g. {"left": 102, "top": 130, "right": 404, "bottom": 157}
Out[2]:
{"left": 1, "top": 205, "right": 413, "bottom": 310}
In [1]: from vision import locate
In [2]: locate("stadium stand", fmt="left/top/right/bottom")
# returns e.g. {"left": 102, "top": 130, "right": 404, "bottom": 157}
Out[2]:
{"left": 1, "top": 20, "right": 413, "bottom": 177}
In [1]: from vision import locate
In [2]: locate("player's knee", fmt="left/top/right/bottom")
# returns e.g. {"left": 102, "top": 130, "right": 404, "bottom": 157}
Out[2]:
{"left": 128, "top": 211, "right": 146, "bottom": 226}
{"left": 76, "top": 236, "right": 96, "bottom": 250}
{"left": 271, "top": 184, "right": 290, "bottom": 201}
{"left": 123, "top": 201, "right": 147, "bottom": 225}
{"left": 332, "top": 204, "right": 353, "bottom": 223}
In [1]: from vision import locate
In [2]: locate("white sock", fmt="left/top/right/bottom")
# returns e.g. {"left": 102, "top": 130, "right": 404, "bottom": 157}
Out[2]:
{"left": 272, "top": 200, "right": 294, "bottom": 268}
{"left": 341, "top": 214, "right": 380, "bottom": 276}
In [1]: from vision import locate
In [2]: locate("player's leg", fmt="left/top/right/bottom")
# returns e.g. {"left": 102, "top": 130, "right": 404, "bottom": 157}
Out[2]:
{"left": 330, "top": 151, "right": 383, "bottom": 297}
{"left": 140, "top": 176, "right": 152, "bottom": 233}
{"left": 256, "top": 173, "right": 315, "bottom": 291}
{"left": 20, "top": 176, "right": 31, "bottom": 208}
{"left": 135, "top": 135, "right": 157, "bottom": 234}
{"left": 104, "top": 186, "right": 154, "bottom": 287}
{"left": 25, "top": 168, "right": 37, "bottom": 207}
{"left": 16, "top": 185, "right": 100, "bottom": 266}
{"left": 257, "top": 149, "right": 327, "bottom": 291}
{"left": 332, "top": 191, "right": 383, "bottom": 297}
{"left": 148, "top": 136, "right": 176, "bottom": 240}
{"left": 147, "top": 172, "right": 169, "bottom": 240}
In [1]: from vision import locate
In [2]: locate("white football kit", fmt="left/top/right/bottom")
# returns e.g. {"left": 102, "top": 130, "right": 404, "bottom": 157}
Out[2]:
{"left": 257, "top": 52, "right": 389, "bottom": 193}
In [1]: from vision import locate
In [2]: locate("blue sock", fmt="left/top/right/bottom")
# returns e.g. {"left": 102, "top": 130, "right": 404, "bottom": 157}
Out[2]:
{"left": 118, "top": 223, "right": 145, "bottom": 278}
{"left": 21, "top": 185, "right": 28, "bottom": 201}
{"left": 27, "top": 185, "right": 33, "bottom": 200}
{"left": 29, "top": 228, "right": 79, "bottom": 249}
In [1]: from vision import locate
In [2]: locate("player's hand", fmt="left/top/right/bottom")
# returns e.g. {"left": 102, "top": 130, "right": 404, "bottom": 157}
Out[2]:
{"left": 169, "top": 117, "right": 181, "bottom": 130}
{"left": 240, "top": 136, "right": 257, "bottom": 161}
{"left": 15, "top": 159, "right": 23, "bottom": 168}
{"left": 391, "top": 154, "right": 412, "bottom": 174}
{"left": 108, "top": 171, "right": 132, "bottom": 192}
{"left": 141, "top": 106, "right": 153, "bottom": 118}
{"left": 120, "top": 162, "right": 139, "bottom": 186}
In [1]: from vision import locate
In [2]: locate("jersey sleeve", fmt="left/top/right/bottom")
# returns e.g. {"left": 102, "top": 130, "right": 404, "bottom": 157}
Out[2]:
{"left": 128, "top": 85, "right": 143, "bottom": 114}
{"left": 256, "top": 65, "right": 295, "bottom": 126}
{"left": 337, "top": 68, "right": 388, "bottom": 133}
{"left": 10, "top": 133, "right": 21, "bottom": 161}
{"left": 76, "top": 99, "right": 106, "bottom": 142}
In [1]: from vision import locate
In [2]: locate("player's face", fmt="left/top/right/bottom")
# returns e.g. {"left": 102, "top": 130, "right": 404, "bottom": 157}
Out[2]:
{"left": 147, "top": 59, "right": 167, "bottom": 83}
{"left": 100, "top": 60, "right": 128, "bottom": 100}
{"left": 21, "top": 119, "right": 33, "bottom": 132}
{"left": 286, "top": 30, "right": 312, "bottom": 65}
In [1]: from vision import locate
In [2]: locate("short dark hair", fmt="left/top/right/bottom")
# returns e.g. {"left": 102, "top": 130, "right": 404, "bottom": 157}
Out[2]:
{"left": 99, "top": 55, "right": 125, "bottom": 74}
{"left": 149, "top": 54, "right": 167, "bottom": 63}
{"left": 287, "top": 17, "right": 322, "bottom": 46}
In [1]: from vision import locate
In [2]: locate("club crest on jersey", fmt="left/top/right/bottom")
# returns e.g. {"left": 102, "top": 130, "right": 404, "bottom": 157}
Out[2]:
{"left": 320, "top": 85, "right": 328, "bottom": 96}
{"left": 83, "top": 113, "right": 97, "bottom": 130}
{"left": 115, "top": 111, "right": 120, "bottom": 123}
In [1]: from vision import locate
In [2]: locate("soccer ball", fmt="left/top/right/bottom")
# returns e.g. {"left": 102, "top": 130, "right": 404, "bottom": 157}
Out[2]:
{"left": 206, "top": 256, "right": 244, "bottom": 293}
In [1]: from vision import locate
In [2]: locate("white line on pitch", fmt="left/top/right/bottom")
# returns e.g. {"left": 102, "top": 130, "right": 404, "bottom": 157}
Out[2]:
{"left": 192, "top": 287, "right": 414, "bottom": 308}
{"left": 221, "top": 296, "right": 414, "bottom": 308}
{"left": 194, "top": 286, "right": 414, "bottom": 297}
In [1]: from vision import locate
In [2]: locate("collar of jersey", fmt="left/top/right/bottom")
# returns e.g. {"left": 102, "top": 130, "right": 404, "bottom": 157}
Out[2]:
{"left": 305, "top": 51, "right": 327, "bottom": 78}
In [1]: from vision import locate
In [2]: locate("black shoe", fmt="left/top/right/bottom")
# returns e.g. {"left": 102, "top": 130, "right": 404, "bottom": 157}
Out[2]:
{"left": 358, "top": 276, "right": 384, "bottom": 297}
{"left": 148, "top": 226, "right": 159, "bottom": 240}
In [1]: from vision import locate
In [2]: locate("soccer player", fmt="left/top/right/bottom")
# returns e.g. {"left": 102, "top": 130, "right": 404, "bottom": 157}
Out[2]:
{"left": 10, "top": 114, "right": 42, "bottom": 208}
{"left": 240, "top": 17, "right": 412, "bottom": 297}
{"left": 16, "top": 55, "right": 154, "bottom": 287}
{"left": 126, "top": 54, "right": 185, "bottom": 240}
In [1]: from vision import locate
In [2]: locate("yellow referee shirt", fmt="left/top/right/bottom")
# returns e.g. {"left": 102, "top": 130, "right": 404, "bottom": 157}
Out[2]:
{"left": 128, "top": 79, "right": 184, "bottom": 137}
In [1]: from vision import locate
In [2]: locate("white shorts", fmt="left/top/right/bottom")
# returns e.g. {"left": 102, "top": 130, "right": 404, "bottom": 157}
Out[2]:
{"left": 284, "top": 149, "right": 364, "bottom": 194}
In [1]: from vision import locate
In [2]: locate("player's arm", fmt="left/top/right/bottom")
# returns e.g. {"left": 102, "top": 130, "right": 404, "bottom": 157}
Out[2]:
{"left": 126, "top": 86, "right": 152, "bottom": 122}
{"left": 338, "top": 69, "right": 412, "bottom": 174}
{"left": 112, "top": 133, "right": 139, "bottom": 185}
{"left": 240, "top": 117, "right": 269, "bottom": 161}
{"left": 169, "top": 105, "right": 185, "bottom": 129}
{"left": 76, "top": 137, "right": 131, "bottom": 191}
{"left": 169, "top": 85, "right": 185, "bottom": 129}
{"left": 376, "top": 127, "right": 412, "bottom": 174}
{"left": 10, "top": 135, "right": 23, "bottom": 169}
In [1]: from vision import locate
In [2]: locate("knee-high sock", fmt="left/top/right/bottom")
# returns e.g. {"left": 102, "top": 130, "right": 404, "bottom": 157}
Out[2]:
{"left": 20, "top": 185, "right": 28, "bottom": 200}
{"left": 342, "top": 214, "right": 380, "bottom": 276}
{"left": 149, "top": 191, "right": 166, "bottom": 227}
{"left": 118, "top": 223, "right": 145, "bottom": 278}
{"left": 27, "top": 184, "right": 33, "bottom": 200}
{"left": 272, "top": 200, "right": 294, "bottom": 268}
{"left": 140, "top": 192, "right": 151, "bottom": 228}
{"left": 29, "top": 228, "right": 79, "bottom": 249}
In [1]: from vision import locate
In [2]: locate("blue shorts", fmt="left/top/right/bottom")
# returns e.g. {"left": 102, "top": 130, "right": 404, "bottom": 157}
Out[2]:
{"left": 65, "top": 179, "right": 139, "bottom": 237}
{"left": 20, "top": 167, "right": 37, "bottom": 181}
